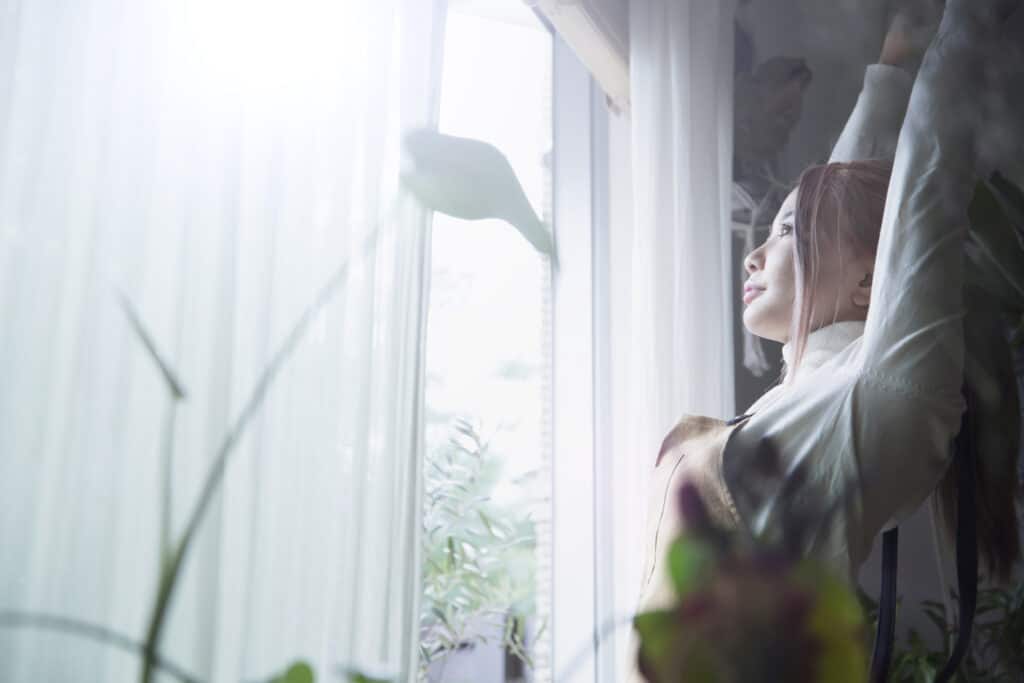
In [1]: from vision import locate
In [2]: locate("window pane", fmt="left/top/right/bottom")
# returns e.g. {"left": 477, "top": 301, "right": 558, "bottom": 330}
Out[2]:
{"left": 420, "top": 5, "right": 552, "bottom": 682}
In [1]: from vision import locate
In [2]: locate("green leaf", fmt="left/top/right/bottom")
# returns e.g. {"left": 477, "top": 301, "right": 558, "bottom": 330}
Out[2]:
{"left": 270, "top": 661, "right": 314, "bottom": 683}
{"left": 633, "top": 609, "right": 681, "bottom": 675}
{"left": 804, "top": 570, "right": 868, "bottom": 683}
{"left": 921, "top": 602, "right": 950, "bottom": 632}
{"left": 667, "top": 538, "right": 715, "bottom": 598}
{"left": 478, "top": 510, "right": 505, "bottom": 539}
{"left": 341, "top": 671, "right": 391, "bottom": 683}
{"left": 401, "top": 129, "right": 558, "bottom": 268}
{"left": 635, "top": 609, "right": 719, "bottom": 683}
{"left": 446, "top": 536, "right": 457, "bottom": 570}
{"left": 430, "top": 606, "right": 450, "bottom": 627}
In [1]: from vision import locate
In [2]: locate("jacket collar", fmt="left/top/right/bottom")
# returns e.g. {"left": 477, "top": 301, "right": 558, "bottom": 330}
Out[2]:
{"left": 781, "top": 320, "right": 865, "bottom": 381}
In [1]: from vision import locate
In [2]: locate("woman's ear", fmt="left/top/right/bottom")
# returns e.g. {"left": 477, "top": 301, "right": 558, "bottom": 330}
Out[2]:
{"left": 851, "top": 270, "right": 872, "bottom": 309}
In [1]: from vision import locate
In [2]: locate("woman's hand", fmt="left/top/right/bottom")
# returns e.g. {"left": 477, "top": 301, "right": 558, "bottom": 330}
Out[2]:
{"left": 879, "top": 0, "right": 943, "bottom": 72}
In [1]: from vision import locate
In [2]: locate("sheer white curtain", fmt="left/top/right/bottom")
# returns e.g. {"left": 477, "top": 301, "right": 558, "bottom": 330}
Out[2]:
{"left": 607, "top": 0, "right": 736, "bottom": 671}
{"left": 0, "top": 0, "right": 445, "bottom": 681}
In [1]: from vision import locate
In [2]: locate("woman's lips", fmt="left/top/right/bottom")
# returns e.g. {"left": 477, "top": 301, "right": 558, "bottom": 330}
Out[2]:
{"left": 743, "top": 285, "right": 765, "bottom": 305}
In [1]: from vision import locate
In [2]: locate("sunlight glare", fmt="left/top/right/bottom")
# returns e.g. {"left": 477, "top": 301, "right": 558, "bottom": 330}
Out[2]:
{"left": 182, "top": 0, "right": 365, "bottom": 109}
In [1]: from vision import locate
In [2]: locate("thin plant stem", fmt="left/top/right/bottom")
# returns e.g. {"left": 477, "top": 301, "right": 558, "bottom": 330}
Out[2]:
{"left": 0, "top": 610, "right": 202, "bottom": 683}
{"left": 118, "top": 293, "right": 187, "bottom": 401}
{"left": 160, "top": 399, "right": 179, "bottom": 567}
{"left": 117, "top": 294, "right": 187, "bottom": 567}
{"left": 140, "top": 208, "right": 395, "bottom": 683}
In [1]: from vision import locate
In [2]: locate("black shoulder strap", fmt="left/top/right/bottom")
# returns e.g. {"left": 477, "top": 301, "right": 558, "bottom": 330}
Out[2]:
{"left": 935, "top": 397, "right": 978, "bottom": 683}
{"left": 870, "top": 527, "right": 899, "bottom": 683}
{"left": 869, "top": 398, "right": 978, "bottom": 683}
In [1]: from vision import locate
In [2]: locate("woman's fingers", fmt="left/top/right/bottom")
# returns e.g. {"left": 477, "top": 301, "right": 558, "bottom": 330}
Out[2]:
{"left": 879, "top": 3, "right": 942, "bottom": 69}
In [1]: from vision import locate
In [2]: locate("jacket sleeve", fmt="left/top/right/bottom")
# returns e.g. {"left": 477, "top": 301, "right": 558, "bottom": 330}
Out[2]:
{"left": 829, "top": 64, "right": 914, "bottom": 163}
{"left": 722, "top": 64, "right": 971, "bottom": 574}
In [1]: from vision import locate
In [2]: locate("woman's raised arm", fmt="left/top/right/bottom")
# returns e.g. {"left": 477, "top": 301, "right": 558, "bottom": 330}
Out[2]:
{"left": 829, "top": 5, "right": 939, "bottom": 164}
{"left": 827, "top": 65, "right": 912, "bottom": 164}
{"left": 855, "top": 0, "right": 1022, "bottom": 392}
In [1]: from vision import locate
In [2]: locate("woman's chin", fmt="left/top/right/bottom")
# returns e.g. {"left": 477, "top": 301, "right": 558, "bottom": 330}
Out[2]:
{"left": 741, "top": 305, "right": 763, "bottom": 335}
{"left": 742, "top": 307, "right": 785, "bottom": 344}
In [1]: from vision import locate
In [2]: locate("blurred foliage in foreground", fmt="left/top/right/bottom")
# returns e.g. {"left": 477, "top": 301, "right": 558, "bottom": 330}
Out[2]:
{"left": 634, "top": 482, "right": 868, "bottom": 683}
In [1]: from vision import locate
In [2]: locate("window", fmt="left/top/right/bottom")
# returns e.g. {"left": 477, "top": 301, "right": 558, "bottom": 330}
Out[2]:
{"left": 420, "top": 4, "right": 553, "bottom": 681}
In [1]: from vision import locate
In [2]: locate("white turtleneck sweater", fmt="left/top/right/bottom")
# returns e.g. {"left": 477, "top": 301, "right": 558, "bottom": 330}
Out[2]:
{"left": 780, "top": 320, "right": 867, "bottom": 380}
{"left": 747, "top": 320, "right": 868, "bottom": 415}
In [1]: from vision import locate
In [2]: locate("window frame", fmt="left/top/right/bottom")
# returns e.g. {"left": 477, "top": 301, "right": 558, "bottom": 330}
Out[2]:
{"left": 547, "top": 31, "right": 615, "bottom": 683}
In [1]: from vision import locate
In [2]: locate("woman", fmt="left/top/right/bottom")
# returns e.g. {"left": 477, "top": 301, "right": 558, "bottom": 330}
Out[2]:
{"left": 635, "top": 0, "right": 1024, "bottom": 627}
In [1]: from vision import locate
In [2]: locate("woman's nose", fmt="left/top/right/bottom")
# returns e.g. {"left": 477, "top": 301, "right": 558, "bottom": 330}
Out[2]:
{"left": 744, "top": 245, "right": 764, "bottom": 274}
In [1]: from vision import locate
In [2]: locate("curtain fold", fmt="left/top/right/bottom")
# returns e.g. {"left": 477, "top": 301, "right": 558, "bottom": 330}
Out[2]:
{"left": 0, "top": 0, "right": 446, "bottom": 680}
{"left": 608, "top": 0, "right": 736, "bottom": 672}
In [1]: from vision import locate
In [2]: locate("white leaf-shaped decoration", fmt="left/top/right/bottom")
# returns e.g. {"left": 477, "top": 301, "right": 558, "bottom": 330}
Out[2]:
{"left": 402, "top": 128, "right": 557, "bottom": 268}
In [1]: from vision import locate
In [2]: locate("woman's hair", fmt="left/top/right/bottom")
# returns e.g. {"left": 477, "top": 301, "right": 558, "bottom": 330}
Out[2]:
{"left": 790, "top": 158, "right": 1021, "bottom": 581}
{"left": 788, "top": 158, "right": 892, "bottom": 375}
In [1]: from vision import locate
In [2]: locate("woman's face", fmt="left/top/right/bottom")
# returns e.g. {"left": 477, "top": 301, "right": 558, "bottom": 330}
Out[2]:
{"left": 742, "top": 188, "right": 872, "bottom": 343}
{"left": 742, "top": 190, "right": 798, "bottom": 343}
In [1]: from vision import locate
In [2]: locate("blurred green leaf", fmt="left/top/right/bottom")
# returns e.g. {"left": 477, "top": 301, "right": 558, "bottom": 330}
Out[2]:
{"left": 635, "top": 606, "right": 718, "bottom": 683}
{"left": 667, "top": 538, "right": 715, "bottom": 598}
{"left": 803, "top": 568, "right": 867, "bottom": 683}
{"left": 401, "top": 129, "right": 557, "bottom": 268}
{"left": 633, "top": 609, "right": 683, "bottom": 681}
{"left": 270, "top": 661, "right": 314, "bottom": 683}
{"left": 341, "top": 670, "right": 390, "bottom": 683}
